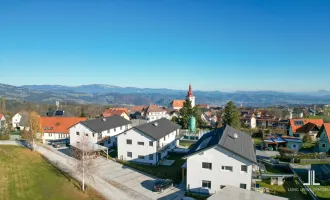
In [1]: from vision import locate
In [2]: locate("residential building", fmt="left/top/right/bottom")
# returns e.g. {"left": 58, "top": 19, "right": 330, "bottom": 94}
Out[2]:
{"left": 142, "top": 105, "right": 169, "bottom": 122}
{"left": 0, "top": 113, "right": 6, "bottom": 129}
{"left": 316, "top": 123, "right": 330, "bottom": 152}
{"left": 69, "top": 115, "right": 132, "bottom": 148}
{"left": 117, "top": 118, "right": 181, "bottom": 165}
{"left": 263, "top": 136, "right": 302, "bottom": 151}
{"left": 207, "top": 185, "right": 287, "bottom": 200}
{"left": 102, "top": 108, "right": 130, "bottom": 120}
{"left": 240, "top": 115, "right": 256, "bottom": 129}
{"left": 256, "top": 117, "right": 280, "bottom": 128}
{"left": 12, "top": 112, "right": 30, "bottom": 131}
{"left": 40, "top": 117, "right": 86, "bottom": 142}
{"left": 197, "top": 104, "right": 210, "bottom": 110}
{"left": 169, "top": 84, "right": 195, "bottom": 110}
{"left": 169, "top": 110, "right": 180, "bottom": 120}
{"left": 183, "top": 125, "right": 257, "bottom": 194}
{"left": 201, "top": 111, "right": 217, "bottom": 126}
{"left": 288, "top": 119, "right": 323, "bottom": 140}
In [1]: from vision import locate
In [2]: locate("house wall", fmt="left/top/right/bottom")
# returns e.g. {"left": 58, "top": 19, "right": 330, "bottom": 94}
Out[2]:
{"left": 317, "top": 129, "right": 330, "bottom": 152}
{"left": 41, "top": 132, "right": 69, "bottom": 140}
{"left": 70, "top": 123, "right": 130, "bottom": 147}
{"left": 186, "top": 146, "right": 253, "bottom": 194}
{"left": 286, "top": 141, "right": 301, "bottom": 150}
{"left": 147, "top": 111, "right": 170, "bottom": 122}
{"left": 117, "top": 129, "right": 157, "bottom": 165}
{"left": 12, "top": 113, "right": 21, "bottom": 128}
{"left": 250, "top": 118, "right": 256, "bottom": 129}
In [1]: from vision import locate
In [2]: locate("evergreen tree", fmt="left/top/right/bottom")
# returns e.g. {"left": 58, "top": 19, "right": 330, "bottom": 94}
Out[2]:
{"left": 0, "top": 97, "right": 6, "bottom": 114}
{"left": 179, "top": 99, "right": 205, "bottom": 128}
{"left": 80, "top": 108, "right": 86, "bottom": 117}
{"left": 222, "top": 101, "right": 241, "bottom": 128}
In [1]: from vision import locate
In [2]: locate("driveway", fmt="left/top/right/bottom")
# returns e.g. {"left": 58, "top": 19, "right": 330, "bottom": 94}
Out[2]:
{"left": 43, "top": 145, "right": 185, "bottom": 200}
{"left": 94, "top": 157, "right": 185, "bottom": 200}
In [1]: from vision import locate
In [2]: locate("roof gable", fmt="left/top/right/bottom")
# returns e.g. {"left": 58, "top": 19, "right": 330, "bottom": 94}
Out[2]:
{"left": 289, "top": 119, "right": 324, "bottom": 133}
{"left": 184, "top": 125, "right": 257, "bottom": 163}
{"left": 171, "top": 100, "right": 185, "bottom": 108}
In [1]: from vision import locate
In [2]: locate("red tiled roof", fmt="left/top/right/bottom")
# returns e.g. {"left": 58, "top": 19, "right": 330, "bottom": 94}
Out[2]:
{"left": 40, "top": 117, "right": 86, "bottom": 134}
{"left": 0, "top": 113, "right": 3, "bottom": 119}
{"left": 324, "top": 123, "right": 330, "bottom": 141}
{"left": 171, "top": 100, "right": 185, "bottom": 108}
{"left": 105, "top": 108, "right": 129, "bottom": 115}
{"left": 130, "top": 105, "right": 146, "bottom": 112}
{"left": 145, "top": 105, "right": 165, "bottom": 113}
{"left": 289, "top": 119, "right": 324, "bottom": 133}
{"left": 102, "top": 109, "right": 127, "bottom": 117}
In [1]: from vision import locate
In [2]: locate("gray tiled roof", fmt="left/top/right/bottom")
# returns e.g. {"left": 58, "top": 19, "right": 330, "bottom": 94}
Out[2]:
{"left": 81, "top": 115, "right": 131, "bottom": 133}
{"left": 134, "top": 118, "right": 181, "bottom": 140}
{"left": 184, "top": 125, "right": 257, "bottom": 163}
{"left": 19, "top": 112, "right": 29, "bottom": 126}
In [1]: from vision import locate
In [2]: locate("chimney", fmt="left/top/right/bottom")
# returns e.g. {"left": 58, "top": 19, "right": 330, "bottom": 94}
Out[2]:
{"left": 153, "top": 122, "right": 158, "bottom": 127}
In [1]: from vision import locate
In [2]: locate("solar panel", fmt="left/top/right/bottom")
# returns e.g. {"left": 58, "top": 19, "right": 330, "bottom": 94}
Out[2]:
{"left": 196, "top": 137, "right": 212, "bottom": 151}
{"left": 294, "top": 121, "right": 304, "bottom": 126}
{"left": 55, "top": 111, "right": 64, "bottom": 116}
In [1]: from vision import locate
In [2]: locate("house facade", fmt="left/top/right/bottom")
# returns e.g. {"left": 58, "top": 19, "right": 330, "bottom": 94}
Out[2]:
{"left": 288, "top": 119, "right": 323, "bottom": 140}
{"left": 183, "top": 126, "right": 257, "bottom": 194}
{"left": 316, "top": 123, "right": 330, "bottom": 153}
{"left": 69, "top": 115, "right": 132, "bottom": 148}
{"left": 0, "top": 113, "right": 6, "bottom": 129}
{"left": 117, "top": 118, "right": 181, "bottom": 165}
{"left": 241, "top": 116, "right": 256, "bottom": 129}
{"left": 142, "top": 105, "right": 170, "bottom": 122}
{"left": 40, "top": 117, "right": 86, "bottom": 142}
{"left": 12, "top": 112, "right": 29, "bottom": 131}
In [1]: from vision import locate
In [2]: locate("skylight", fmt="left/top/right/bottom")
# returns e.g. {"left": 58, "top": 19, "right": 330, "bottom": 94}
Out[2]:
{"left": 196, "top": 137, "right": 212, "bottom": 151}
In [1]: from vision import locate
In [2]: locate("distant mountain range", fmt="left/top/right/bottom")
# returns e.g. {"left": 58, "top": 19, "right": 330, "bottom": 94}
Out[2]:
{"left": 0, "top": 83, "right": 330, "bottom": 107}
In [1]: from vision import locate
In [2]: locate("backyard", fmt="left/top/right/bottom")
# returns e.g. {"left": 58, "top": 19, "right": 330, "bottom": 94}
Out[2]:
{"left": 256, "top": 178, "right": 312, "bottom": 200}
{"left": 118, "top": 153, "right": 186, "bottom": 184}
{"left": 0, "top": 145, "right": 104, "bottom": 200}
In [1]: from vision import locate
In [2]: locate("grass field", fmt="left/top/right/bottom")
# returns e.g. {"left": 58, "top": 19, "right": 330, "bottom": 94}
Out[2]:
{"left": 0, "top": 145, "right": 104, "bottom": 200}
{"left": 179, "top": 140, "right": 196, "bottom": 148}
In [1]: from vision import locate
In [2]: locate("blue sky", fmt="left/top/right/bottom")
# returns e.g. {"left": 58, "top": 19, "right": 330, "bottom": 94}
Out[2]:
{"left": 0, "top": 0, "right": 329, "bottom": 92}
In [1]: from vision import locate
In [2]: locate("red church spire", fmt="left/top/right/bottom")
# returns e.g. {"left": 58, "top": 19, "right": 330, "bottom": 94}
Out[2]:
{"left": 187, "top": 84, "right": 194, "bottom": 97}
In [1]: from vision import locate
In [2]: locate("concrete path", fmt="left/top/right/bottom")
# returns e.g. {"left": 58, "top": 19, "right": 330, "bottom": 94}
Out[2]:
{"left": 36, "top": 145, "right": 134, "bottom": 200}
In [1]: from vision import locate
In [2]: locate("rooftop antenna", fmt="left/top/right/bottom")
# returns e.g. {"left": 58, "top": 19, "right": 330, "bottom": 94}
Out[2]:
{"left": 56, "top": 101, "right": 59, "bottom": 110}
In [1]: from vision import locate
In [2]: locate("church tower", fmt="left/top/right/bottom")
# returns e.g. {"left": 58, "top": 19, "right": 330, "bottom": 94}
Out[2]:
{"left": 186, "top": 84, "right": 195, "bottom": 107}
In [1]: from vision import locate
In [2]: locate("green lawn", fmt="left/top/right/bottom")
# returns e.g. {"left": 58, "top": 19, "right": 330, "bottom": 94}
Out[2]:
{"left": 253, "top": 137, "right": 263, "bottom": 145}
{"left": 120, "top": 154, "right": 186, "bottom": 184}
{"left": 179, "top": 140, "right": 196, "bottom": 148}
{"left": 0, "top": 145, "right": 104, "bottom": 200}
{"left": 257, "top": 179, "right": 312, "bottom": 200}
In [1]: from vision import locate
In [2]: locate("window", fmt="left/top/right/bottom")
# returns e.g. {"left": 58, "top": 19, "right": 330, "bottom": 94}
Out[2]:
{"left": 107, "top": 130, "right": 110, "bottom": 133}
{"left": 293, "top": 134, "right": 300, "bottom": 138}
{"left": 114, "top": 128, "right": 116, "bottom": 132}
{"left": 220, "top": 185, "right": 225, "bottom": 189}
{"left": 92, "top": 133, "right": 95, "bottom": 137}
{"left": 138, "top": 142, "right": 144, "bottom": 146}
{"left": 85, "top": 134, "right": 88, "bottom": 137}
{"left": 202, "top": 180, "right": 211, "bottom": 189}
{"left": 149, "top": 141, "right": 153, "bottom": 146}
{"left": 221, "top": 166, "right": 233, "bottom": 172}
{"left": 120, "top": 126, "right": 122, "bottom": 130}
{"left": 164, "top": 136, "right": 166, "bottom": 141}
{"left": 108, "top": 141, "right": 111, "bottom": 144}
{"left": 126, "top": 139, "right": 132, "bottom": 144}
{"left": 149, "top": 154, "right": 153, "bottom": 160}
{"left": 127, "top": 152, "right": 132, "bottom": 158}
{"left": 241, "top": 165, "right": 247, "bottom": 172}
{"left": 202, "top": 162, "right": 212, "bottom": 170}
{"left": 76, "top": 132, "right": 80, "bottom": 136}
{"left": 49, "top": 133, "right": 52, "bottom": 137}
{"left": 322, "top": 144, "right": 326, "bottom": 148}
{"left": 138, "top": 155, "right": 144, "bottom": 159}
{"left": 240, "top": 184, "right": 247, "bottom": 189}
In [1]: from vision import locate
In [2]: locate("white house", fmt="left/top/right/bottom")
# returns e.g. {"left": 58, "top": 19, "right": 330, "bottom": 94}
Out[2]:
{"left": 142, "top": 105, "right": 170, "bottom": 122}
{"left": 40, "top": 117, "right": 86, "bottom": 142}
{"left": 0, "top": 113, "right": 6, "bottom": 129}
{"left": 183, "top": 125, "right": 257, "bottom": 194}
{"left": 117, "top": 118, "right": 181, "bottom": 165}
{"left": 241, "top": 116, "right": 256, "bottom": 129}
{"left": 12, "top": 112, "right": 30, "bottom": 131}
{"left": 69, "top": 115, "right": 132, "bottom": 148}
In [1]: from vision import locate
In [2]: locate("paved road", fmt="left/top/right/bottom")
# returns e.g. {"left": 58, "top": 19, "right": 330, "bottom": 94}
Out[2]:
{"left": 38, "top": 145, "right": 185, "bottom": 200}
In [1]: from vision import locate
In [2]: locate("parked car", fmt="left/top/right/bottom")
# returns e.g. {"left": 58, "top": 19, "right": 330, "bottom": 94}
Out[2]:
{"left": 52, "top": 141, "right": 66, "bottom": 148}
{"left": 152, "top": 179, "right": 173, "bottom": 192}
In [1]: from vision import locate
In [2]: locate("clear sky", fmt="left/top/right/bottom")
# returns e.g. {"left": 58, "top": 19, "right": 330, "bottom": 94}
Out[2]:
{"left": 0, "top": 0, "right": 329, "bottom": 92}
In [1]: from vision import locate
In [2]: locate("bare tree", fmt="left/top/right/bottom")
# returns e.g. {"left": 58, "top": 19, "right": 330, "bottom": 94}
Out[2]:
{"left": 70, "top": 135, "right": 99, "bottom": 191}
{"left": 21, "top": 111, "right": 43, "bottom": 151}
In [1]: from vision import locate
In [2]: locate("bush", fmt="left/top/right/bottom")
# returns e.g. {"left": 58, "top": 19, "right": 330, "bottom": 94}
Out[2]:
{"left": 185, "top": 192, "right": 209, "bottom": 200}
{"left": 302, "top": 135, "right": 312, "bottom": 143}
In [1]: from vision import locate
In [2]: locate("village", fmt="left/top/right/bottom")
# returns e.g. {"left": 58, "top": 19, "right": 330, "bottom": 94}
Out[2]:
{"left": 1, "top": 85, "right": 330, "bottom": 200}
